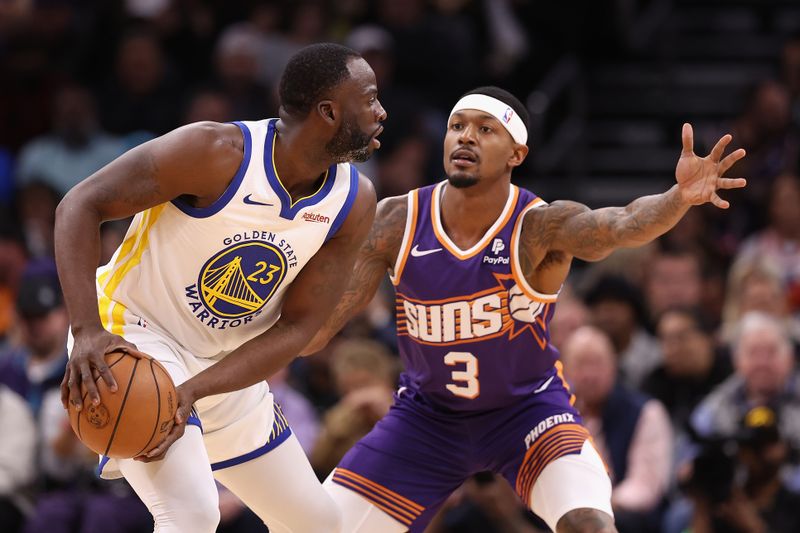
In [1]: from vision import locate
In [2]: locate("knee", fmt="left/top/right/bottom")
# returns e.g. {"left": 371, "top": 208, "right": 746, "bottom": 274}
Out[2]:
{"left": 557, "top": 508, "right": 617, "bottom": 533}
{"left": 153, "top": 505, "right": 220, "bottom": 533}
{"left": 150, "top": 493, "right": 220, "bottom": 533}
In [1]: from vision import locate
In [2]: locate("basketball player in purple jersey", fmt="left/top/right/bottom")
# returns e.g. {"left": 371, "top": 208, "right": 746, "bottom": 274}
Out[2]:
{"left": 304, "top": 86, "right": 746, "bottom": 532}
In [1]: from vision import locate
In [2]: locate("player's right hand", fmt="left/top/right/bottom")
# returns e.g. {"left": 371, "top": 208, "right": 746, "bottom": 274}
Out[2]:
{"left": 62, "top": 327, "right": 137, "bottom": 411}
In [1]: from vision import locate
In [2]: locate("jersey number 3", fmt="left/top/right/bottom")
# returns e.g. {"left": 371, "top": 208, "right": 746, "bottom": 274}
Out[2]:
{"left": 444, "top": 351, "right": 479, "bottom": 399}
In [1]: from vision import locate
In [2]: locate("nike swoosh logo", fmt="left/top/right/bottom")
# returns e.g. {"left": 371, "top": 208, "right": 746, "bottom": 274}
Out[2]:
{"left": 533, "top": 376, "right": 554, "bottom": 394}
{"left": 243, "top": 194, "right": 273, "bottom": 206}
{"left": 410, "top": 245, "right": 443, "bottom": 257}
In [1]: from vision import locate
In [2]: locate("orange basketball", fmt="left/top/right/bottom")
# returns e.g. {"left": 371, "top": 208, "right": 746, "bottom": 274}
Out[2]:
{"left": 68, "top": 349, "right": 177, "bottom": 459}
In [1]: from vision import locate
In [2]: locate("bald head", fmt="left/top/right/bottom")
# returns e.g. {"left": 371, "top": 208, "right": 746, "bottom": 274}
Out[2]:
{"left": 561, "top": 326, "right": 617, "bottom": 408}
{"left": 734, "top": 312, "right": 794, "bottom": 401}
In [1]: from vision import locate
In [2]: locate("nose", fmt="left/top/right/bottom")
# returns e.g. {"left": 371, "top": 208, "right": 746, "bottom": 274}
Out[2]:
{"left": 376, "top": 100, "right": 387, "bottom": 123}
{"left": 457, "top": 123, "right": 477, "bottom": 145}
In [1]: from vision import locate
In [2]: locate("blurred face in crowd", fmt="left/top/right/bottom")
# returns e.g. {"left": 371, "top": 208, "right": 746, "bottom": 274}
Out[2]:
{"left": 589, "top": 299, "right": 636, "bottom": 350}
{"left": 657, "top": 310, "right": 714, "bottom": 378}
{"left": 117, "top": 33, "right": 164, "bottom": 96}
{"left": 549, "top": 297, "right": 589, "bottom": 350}
{"left": 646, "top": 253, "right": 702, "bottom": 318}
{"left": 748, "top": 81, "right": 790, "bottom": 138}
{"left": 739, "top": 272, "right": 787, "bottom": 318}
{"left": 54, "top": 85, "right": 97, "bottom": 144}
{"left": 735, "top": 318, "right": 794, "bottom": 401}
{"left": 561, "top": 327, "right": 617, "bottom": 409}
{"left": 20, "top": 307, "right": 69, "bottom": 359}
{"left": 769, "top": 175, "right": 800, "bottom": 237}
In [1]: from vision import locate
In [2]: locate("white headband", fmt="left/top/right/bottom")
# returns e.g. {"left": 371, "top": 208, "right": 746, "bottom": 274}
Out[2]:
{"left": 449, "top": 94, "right": 528, "bottom": 145}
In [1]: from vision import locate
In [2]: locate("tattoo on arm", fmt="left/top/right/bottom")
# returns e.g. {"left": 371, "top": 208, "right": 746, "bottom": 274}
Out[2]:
{"left": 525, "top": 185, "right": 689, "bottom": 263}
{"left": 304, "top": 196, "right": 407, "bottom": 353}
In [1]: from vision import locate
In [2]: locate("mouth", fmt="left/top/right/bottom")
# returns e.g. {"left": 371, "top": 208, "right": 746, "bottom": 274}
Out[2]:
{"left": 370, "top": 125, "right": 384, "bottom": 149}
{"left": 450, "top": 148, "right": 478, "bottom": 167}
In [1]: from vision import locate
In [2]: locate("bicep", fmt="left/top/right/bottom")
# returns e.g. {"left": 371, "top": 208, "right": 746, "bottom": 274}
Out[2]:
{"left": 531, "top": 200, "right": 626, "bottom": 262}
{"left": 279, "top": 182, "right": 378, "bottom": 329}
{"left": 63, "top": 122, "right": 242, "bottom": 221}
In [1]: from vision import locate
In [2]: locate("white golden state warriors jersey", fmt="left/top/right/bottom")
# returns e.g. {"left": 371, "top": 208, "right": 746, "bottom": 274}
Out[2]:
{"left": 95, "top": 119, "right": 360, "bottom": 358}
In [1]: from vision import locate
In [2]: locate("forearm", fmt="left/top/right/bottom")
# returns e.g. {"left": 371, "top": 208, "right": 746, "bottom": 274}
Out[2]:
{"left": 185, "top": 319, "right": 311, "bottom": 399}
{"left": 611, "top": 185, "right": 690, "bottom": 248}
{"left": 302, "top": 282, "right": 374, "bottom": 355}
{"left": 551, "top": 185, "right": 690, "bottom": 262}
{"left": 54, "top": 192, "right": 104, "bottom": 333}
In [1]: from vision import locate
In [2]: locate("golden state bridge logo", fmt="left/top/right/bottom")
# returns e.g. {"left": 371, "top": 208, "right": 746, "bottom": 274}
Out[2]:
{"left": 185, "top": 240, "right": 287, "bottom": 329}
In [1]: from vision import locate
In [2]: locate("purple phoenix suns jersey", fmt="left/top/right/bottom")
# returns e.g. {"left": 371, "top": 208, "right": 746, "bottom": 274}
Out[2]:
{"left": 391, "top": 181, "right": 566, "bottom": 412}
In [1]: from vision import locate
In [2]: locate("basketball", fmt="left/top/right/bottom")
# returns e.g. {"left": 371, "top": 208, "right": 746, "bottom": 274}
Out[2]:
{"left": 68, "top": 349, "right": 177, "bottom": 459}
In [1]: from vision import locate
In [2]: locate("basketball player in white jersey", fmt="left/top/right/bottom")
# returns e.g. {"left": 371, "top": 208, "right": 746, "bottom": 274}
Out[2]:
{"left": 54, "top": 43, "right": 385, "bottom": 533}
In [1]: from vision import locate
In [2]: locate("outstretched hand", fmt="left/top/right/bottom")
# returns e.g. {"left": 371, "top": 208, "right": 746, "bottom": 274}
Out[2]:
{"left": 675, "top": 123, "right": 747, "bottom": 208}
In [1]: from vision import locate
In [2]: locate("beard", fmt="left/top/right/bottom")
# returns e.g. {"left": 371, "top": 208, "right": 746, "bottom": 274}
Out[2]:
{"left": 447, "top": 172, "right": 480, "bottom": 188}
{"left": 325, "top": 117, "right": 374, "bottom": 163}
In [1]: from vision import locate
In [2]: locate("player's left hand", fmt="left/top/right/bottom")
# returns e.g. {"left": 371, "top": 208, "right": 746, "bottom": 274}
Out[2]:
{"left": 134, "top": 383, "right": 195, "bottom": 462}
{"left": 675, "top": 123, "right": 747, "bottom": 209}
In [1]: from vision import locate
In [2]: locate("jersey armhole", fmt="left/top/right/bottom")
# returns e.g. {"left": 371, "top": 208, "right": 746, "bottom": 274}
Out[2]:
{"left": 325, "top": 165, "right": 360, "bottom": 242}
{"left": 510, "top": 199, "right": 560, "bottom": 303}
{"left": 171, "top": 121, "right": 252, "bottom": 218}
{"left": 389, "top": 190, "right": 419, "bottom": 286}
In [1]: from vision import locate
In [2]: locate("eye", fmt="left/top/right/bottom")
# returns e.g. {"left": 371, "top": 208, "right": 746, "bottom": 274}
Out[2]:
{"left": 451, "top": 123, "right": 463, "bottom": 130}
{"left": 369, "top": 96, "right": 376, "bottom": 104}
{"left": 480, "top": 126, "right": 493, "bottom": 134}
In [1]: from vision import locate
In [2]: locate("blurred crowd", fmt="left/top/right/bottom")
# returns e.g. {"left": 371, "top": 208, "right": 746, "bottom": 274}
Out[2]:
{"left": 2, "top": 1, "right": 800, "bottom": 532}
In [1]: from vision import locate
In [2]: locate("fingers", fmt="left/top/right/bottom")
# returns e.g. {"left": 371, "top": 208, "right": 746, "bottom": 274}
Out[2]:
{"left": 717, "top": 177, "right": 747, "bottom": 190}
{"left": 94, "top": 357, "right": 118, "bottom": 392}
{"left": 708, "top": 133, "right": 732, "bottom": 162}
{"left": 135, "top": 421, "right": 186, "bottom": 462}
{"left": 718, "top": 148, "right": 746, "bottom": 174}
{"left": 79, "top": 360, "right": 101, "bottom": 408}
{"left": 681, "top": 123, "right": 694, "bottom": 155}
{"left": 61, "top": 366, "right": 72, "bottom": 409}
{"left": 710, "top": 193, "right": 730, "bottom": 209}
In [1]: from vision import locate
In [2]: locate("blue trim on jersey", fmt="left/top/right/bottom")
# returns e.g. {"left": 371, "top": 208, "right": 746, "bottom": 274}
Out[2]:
{"left": 96, "top": 455, "right": 111, "bottom": 476}
{"left": 325, "top": 165, "right": 360, "bottom": 242}
{"left": 210, "top": 426, "right": 292, "bottom": 471}
{"left": 171, "top": 121, "right": 252, "bottom": 218}
{"left": 263, "top": 120, "right": 337, "bottom": 220}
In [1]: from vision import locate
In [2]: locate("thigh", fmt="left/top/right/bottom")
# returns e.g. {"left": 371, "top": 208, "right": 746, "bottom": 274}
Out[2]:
{"left": 530, "top": 441, "right": 614, "bottom": 532}
{"left": 118, "top": 426, "right": 220, "bottom": 533}
{"left": 331, "top": 399, "right": 469, "bottom": 533}
{"left": 213, "top": 433, "right": 340, "bottom": 533}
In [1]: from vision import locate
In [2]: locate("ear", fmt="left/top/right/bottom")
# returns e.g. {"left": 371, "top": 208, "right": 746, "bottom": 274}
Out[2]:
{"left": 317, "top": 99, "right": 337, "bottom": 125}
{"left": 508, "top": 144, "right": 529, "bottom": 168}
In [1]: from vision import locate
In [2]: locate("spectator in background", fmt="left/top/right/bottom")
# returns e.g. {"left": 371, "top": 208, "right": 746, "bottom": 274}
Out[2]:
{"left": 644, "top": 245, "right": 704, "bottom": 322}
{"left": 0, "top": 262, "right": 67, "bottom": 416}
{"left": 0, "top": 385, "right": 36, "bottom": 533}
{"left": 0, "top": 220, "right": 27, "bottom": 349}
{"left": 14, "top": 84, "right": 123, "bottom": 197}
{"left": 584, "top": 275, "right": 660, "bottom": 389}
{"left": 96, "top": 28, "right": 182, "bottom": 136}
{"left": 311, "top": 338, "right": 397, "bottom": 477}
{"left": 15, "top": 181, "right": 60, "bottom": 258}
{"left": 720, "top": 256, "right": 800, "bottom": 348}
{"left": 691, "top": 312, "right": 800, "bottom": 488}
{"left": 561, "top": 326, "right": 672, "bottom": 533}
{"left": 735, "top": 173, "right": 800, "bottom": 313}
{"left": 683, "top": 407, "right": 800, "bottom": 533}
{"left": 548, "top": 283, "right": 589, "bottom": 350}
{"left": 183, "top": 89, "right": 234, "bottom": 125}
{"left": 212, "top": 24, "right": 274, "bottom": 120}
{"left": 643, "top": 307, "right": 732, "bottom": 436}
